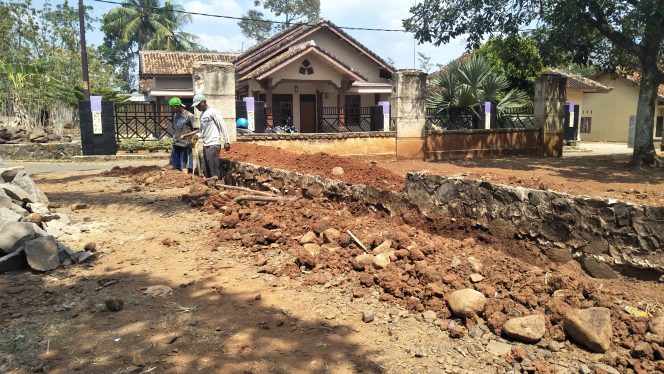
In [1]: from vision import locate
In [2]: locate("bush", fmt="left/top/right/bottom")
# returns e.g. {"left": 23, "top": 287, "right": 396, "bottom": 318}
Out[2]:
{"left": 120, "top": 138, "right": 142, "bottom": 152}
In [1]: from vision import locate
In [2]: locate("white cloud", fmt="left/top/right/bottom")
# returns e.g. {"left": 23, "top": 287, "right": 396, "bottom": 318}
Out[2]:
{"left": 197, "top": 33, "right": 253, "bottom": 53}
{"left": 181, "top": 0, "right": 244, "bottom": 24}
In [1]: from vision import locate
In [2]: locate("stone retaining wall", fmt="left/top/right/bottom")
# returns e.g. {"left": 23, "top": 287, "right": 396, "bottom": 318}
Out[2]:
{"left": 222, "top": 159, "right": 664, "bottom": 274}
{"left": 0, "top": 142, "right": 82, "bottom": 160}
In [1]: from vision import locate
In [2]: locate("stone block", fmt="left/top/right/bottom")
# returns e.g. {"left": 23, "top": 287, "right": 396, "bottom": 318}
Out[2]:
{"left": 0, "top": 221, "right": 36, "bottom": 254}
{"left": 24, "top": 236, "right": 60, "bottom": 271}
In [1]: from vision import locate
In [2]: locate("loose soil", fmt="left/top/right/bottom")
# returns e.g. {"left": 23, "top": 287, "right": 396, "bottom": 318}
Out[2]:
{"left": 2, "top": 166, "right": 663, "bottom": 373}
{"left": 223, "top": 143, "right": 664, "bottom": 206}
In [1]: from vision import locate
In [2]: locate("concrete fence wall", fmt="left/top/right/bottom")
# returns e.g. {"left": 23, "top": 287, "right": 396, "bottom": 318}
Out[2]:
{"left": 424, "top": 128, "right": 542, "bottom": 160}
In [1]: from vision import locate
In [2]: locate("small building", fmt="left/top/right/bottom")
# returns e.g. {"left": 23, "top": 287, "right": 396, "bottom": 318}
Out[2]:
{"left": 544, "top": 69, "right": 612, "bottom": 142}
{"left": 138, "top": 51, "right": 239, "bottom": 107}
{"left": 581, "top": 72, "right": 664, "bottom": 142}
{"left": 136, "top": 20, "right": 395, "bottom": 133}
{"left": 233, "top": 20, "right": 395, "bottom": 132}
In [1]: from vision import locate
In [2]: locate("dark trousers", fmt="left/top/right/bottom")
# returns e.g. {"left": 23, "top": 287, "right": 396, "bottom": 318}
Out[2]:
{"left": 170, "top": 146, "right": 192, "bottom": 170}
{"left": 202, "top": 144, "right": 221, "bottom": 178}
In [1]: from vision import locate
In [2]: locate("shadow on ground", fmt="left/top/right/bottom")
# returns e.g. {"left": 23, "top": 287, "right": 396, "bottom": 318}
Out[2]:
{"left": 0, "top": 269, "right": 383, "bottom": 373}
{"left": 428, "top": 154, "right": 664, "bottom": 185}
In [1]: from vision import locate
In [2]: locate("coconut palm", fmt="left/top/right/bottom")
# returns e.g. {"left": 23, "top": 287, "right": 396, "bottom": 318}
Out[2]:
{"left": 102, "top": 0, "right": 199, "bottom": 53}
{"left": 428, "top": 54, "right": 530, "bottom": 113}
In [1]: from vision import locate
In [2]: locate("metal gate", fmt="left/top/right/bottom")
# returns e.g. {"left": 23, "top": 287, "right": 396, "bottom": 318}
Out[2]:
{"left": 114, "top": 102, "right": 175, "bottom": 141}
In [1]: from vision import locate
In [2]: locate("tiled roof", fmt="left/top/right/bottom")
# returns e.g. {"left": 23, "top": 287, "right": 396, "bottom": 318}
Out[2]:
{"left": 623, "top": 73, "right": 664, "bottom": 100}
{"left": 139, "top": 51, "right": 239, "bottom": 76}
{"left": 546, "top": 69, "right": 612, "bottom": 93}
{"left": 233, "top": 20, "right": 395, "bottom": 78}
{"left": 239, "top": 41, "right": 368, "bottom": 82}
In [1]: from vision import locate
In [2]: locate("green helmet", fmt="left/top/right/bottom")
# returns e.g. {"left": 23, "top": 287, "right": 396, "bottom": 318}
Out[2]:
{"left": 168, "top": 97, "right": 183, "bottom": 107}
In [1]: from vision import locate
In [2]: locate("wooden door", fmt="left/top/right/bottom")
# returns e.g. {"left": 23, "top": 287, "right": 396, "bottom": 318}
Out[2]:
{"left": 300, "top": 94, "right": 317, "bottom": 133}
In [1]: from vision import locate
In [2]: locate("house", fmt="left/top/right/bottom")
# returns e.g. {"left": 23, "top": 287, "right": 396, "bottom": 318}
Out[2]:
{"left": 138, "top": 51, "right": 239, "bottom": 107}
{"left": 581, "top": 72, "right": 664, "bottom": 142}
{"left": 136, "top": 20, "right": 395, "bottom": 133}
{"left": 233, "top": 20, "right": 395, "bottom": 132}
{"left": 545, "top": 69, "right": 612, "bottom": 142}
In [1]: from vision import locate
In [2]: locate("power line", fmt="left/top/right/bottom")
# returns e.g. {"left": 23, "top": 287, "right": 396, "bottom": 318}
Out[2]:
{"left": 91, "top": 0, "right": 411, "bottom": 33}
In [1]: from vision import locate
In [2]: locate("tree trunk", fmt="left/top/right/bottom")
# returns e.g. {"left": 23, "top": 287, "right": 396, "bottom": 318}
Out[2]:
{"left": 631, "top": 63, "right": 660, "bottom": 166}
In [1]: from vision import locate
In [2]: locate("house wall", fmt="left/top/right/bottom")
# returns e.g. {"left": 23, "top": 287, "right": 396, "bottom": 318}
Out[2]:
{"left": 309, "top": 29, "right": 391, "bottom": 83}
{"left": 582, "top": 74, "right": 661, "bottom": 142}
{"left": 272, "top": 54, "right": 346, "bottom": 88}
{"left": 154, "top": 76, "right": 192, "bottom": 90}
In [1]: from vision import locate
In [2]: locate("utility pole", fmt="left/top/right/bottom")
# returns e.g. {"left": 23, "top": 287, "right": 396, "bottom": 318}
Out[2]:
{"left": 78, "top": 0, "right": 90, "bottom": 100}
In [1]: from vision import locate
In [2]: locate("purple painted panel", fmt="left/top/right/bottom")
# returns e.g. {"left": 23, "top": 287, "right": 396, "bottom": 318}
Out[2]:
{"left": 243, "top": 97, "right": 255, "bottom": 112}
{"left": 90, "top": 96, "right": 102, "bottom": 112}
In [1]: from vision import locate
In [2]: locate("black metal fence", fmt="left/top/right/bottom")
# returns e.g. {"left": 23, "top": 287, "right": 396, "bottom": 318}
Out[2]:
{"left": 495, "top": 107, "right": 536, "bottom": 129}
{"left": 426, "top": 105, "right": 535, "bottom": 131}
{"left": 114, "top": 102, "right": 176, "bottom": 141}
{"left": 318, "top": 107, "right": 374, "bottom": 132}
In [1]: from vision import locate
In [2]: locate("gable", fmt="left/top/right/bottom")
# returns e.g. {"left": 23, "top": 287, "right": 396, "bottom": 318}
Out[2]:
{"left": 234, "top": 20, "right": 394, "bottom": 83}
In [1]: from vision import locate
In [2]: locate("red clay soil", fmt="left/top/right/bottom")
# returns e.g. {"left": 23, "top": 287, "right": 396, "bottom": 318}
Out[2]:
{"left": 225, "top": 143, "right": 664, "bottom": 206}
{"left": 116, "top": 168, "right": 664, "bottom": 373}
{"left": 225, "top": 143, "right": 404, "bottom": 192}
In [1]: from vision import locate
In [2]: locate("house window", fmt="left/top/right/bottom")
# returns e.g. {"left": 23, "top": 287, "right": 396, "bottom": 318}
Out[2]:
{"left": 299, "top": 59, "right": 314, "bottom": 75}
{"left": 656, "top": 116, "right": 663, "bottom": 138}
{"left": 580, "top": 117, "right": 592, "bottom": 133}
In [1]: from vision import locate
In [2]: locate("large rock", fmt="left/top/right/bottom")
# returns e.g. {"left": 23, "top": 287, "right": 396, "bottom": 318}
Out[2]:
{"left": 24, "top": 236, "right": 60, "bottom": 271}
{"left": 564, "top": 307, "right": 613, "bottom": 353}
{"left": 0, "top": 206, "right": 22, "bottom": 221}
{"left": 11, "top": 170, "right": 48, "bottom": 204}
{"left": 447, "top": 288, "right": 487, "bottom": 316}
{"left": 0, "top": 221, "right": 36, "bottom": 254}
{"left": 650, "top": 316, "right": 664, "bottom": 335}
{"left": 582, "top": 257, "right": 619, "bottom": 279}
{"left": 42, "top": 219, "right": 66, "bottom": 238}
{"left": 0, "top": 166, "right": 23, "bottom": 182}
{"left": 0, "top": 183, "right": 35, "bottom": 203}
{"left": 0, "top": 249, "right": 27, "bottom": 273}
{"left": 502, "top": 314, "right": 546, "bottom": 343}
{"left": 372, "top": 253, "right": 390, "bottom": 269}
{"left": 299, "top": 231, "right": 317, "bottom": 245}
{"left": 26, "top": 202, "right": 50, "bottom": 215}
{"left": 352, "top": 253, "right": 373, "bottom": 271}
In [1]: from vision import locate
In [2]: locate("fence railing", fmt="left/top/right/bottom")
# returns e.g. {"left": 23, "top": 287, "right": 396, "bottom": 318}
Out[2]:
{"left": 425, "top": 105, "right": 535, "bottom": 131}
{"left": 114, "top": 102, "right": 176, "bottom": 141}
{"left": 495, "top": 107, "right": 536, "bottom": 129}
{"left": 318, "top": 106, "right": 373, "bottom": 132}
{"left": 425, "top": 107, "right": 480, "bottom": 130}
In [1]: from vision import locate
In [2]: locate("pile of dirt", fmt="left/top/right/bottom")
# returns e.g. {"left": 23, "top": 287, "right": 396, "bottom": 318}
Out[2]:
{"left": 225, "top": 143, "right": 404, "bottom": 191}
{"left": 120, "top": 167, "right": 664, "bottom": 372}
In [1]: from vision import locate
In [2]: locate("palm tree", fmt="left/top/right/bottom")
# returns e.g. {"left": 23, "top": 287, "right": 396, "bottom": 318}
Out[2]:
{"left": 428, "top": 54, "right": 530, "bottom": 113}
{"left": 102, "top": 0, "right": 199, "bottom": 53}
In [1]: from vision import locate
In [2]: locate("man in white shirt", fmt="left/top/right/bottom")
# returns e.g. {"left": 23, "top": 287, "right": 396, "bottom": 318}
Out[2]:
{"left": 184, "top": 94, "right": 231, "bottom": 179}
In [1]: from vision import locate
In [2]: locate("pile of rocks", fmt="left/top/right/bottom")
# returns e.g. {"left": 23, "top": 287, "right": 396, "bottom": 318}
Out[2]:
{"left": 0, "top": 125, "right": 73, "bottom": 144}
{"left": 0, "top": 166, "right": 93, "bottom": 273}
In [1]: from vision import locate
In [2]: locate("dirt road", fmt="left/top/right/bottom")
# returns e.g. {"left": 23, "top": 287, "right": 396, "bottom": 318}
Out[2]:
{"left": 1, "top": 163, "right": 662, "bottom": 373}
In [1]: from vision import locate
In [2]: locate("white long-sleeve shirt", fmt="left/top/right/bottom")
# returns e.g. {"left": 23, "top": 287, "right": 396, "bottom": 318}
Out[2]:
{"left": 197, "top": 107, "right": 231, "bottom": 147}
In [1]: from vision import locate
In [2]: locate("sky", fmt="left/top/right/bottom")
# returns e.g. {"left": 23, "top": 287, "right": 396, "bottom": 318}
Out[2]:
{"left": 76, "top": 0, "right": 468, "bottom": 70}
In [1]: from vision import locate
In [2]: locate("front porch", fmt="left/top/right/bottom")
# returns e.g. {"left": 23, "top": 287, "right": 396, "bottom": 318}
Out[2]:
{"left": 240, "top": 80, "right": 391, "bottom": 133}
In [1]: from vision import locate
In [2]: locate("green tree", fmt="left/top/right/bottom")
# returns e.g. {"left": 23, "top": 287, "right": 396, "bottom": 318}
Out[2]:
{"left": 475, "top": 35, "right": 544, "bottom": 95}
{"left": 102, "top": 0, "right": 199, "bottom": 52}
{"left": 403, "top": 0, "right": 663, "bottom": 166}
{"left": 428, "top": 54, "right": 530, "bottom": 112}
{"left": 239, "top": 0, "right": 321, "bottom": 42}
